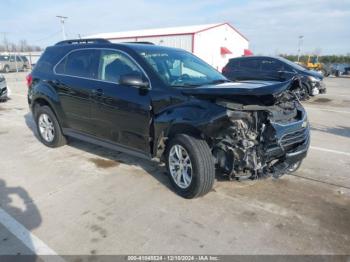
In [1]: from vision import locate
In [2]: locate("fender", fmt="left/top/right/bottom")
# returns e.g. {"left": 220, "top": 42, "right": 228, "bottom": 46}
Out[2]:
{"left": 152, "top": 99, "right": 227, "bottom": 157}
{"left": 30, "top": 82, "right": 68, "bottom": 128}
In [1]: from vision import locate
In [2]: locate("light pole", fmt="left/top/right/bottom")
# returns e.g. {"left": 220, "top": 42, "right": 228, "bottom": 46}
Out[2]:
{"left": 297, "top": 35, "right": 304, "bottom": 62}
{"left": 56, "top": 16, "right": 68, "bottom": 40}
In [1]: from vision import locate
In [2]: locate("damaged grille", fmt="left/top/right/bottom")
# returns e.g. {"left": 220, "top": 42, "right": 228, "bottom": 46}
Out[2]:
{"left": 280, "top": 128, "right": 309, "bottom": 151}
{"left": 265, "top": 127, "right": 309, "bottom": 158}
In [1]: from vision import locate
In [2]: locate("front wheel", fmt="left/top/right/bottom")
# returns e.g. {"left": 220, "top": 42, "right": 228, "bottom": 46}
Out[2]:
{"left": 166, "top": 134, "right": 215, "bottom": 199}
{"left": 286, "top": 161, "right": 302, "bottom": 174}
{"left": 299, "top": 84, "right": 310, "bottom": 100}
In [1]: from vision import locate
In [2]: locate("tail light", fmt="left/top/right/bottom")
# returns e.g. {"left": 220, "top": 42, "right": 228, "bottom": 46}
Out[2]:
{"left": 222, "top": 66, "right": 229, "bottom": 74}
{"left": 26, "top": 74, "right": 33, "bottom": 88}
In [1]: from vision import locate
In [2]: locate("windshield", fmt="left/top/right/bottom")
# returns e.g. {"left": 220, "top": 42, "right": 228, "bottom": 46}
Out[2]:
{"left": 278, "top": 57, "right": 307, "bottom": 71}
{"left": 0, "top": 56, "right": 9, "bottom": 61}
{"left": 137, "top": 49, "right": 228, "bottom": 87}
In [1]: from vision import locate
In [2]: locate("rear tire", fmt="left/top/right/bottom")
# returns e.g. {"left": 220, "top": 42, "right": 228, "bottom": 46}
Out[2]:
{"left": 4, "top": 65, "right": 10, "bottom": 73}
{"left": 166, "top": 134, "right": 215, "bottom": 199}
{"left": 35, "top": 105, "right": 66, "bottom": 147}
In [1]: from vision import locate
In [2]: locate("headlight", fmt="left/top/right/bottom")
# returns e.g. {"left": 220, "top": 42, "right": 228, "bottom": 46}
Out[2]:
{"left": 308, "top": 76, "right": 321, "bottom": 82}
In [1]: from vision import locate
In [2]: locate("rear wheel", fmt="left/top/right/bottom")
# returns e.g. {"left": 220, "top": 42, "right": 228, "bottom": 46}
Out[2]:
{"left": 35, "top": 105, "right": 66, "bottom": 147}
{"left": 166, "top": 134, "right": 215, "bottom": 198}
{"left": 4, "top": 65, "right": 10, "bottom": 73}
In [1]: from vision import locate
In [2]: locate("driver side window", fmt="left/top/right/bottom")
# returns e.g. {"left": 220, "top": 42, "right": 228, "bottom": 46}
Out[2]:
{"left": 98, "top": 50, "right": 142, "bottom": 84}
{"left": 168, "top": 59, "right": 206, "bottom": 77}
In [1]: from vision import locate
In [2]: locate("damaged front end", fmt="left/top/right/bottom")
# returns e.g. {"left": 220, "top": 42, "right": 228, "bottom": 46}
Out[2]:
{"left": 202, "top": 83, "right": 310, "bottom": 180}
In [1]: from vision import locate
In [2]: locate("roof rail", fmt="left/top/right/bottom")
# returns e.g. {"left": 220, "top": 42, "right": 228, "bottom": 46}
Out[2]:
{"left": 123, "top": 41, "right": 155, "bottom": 45}
{"left": 55, "top": 38, "right": 110, "bottom": 46}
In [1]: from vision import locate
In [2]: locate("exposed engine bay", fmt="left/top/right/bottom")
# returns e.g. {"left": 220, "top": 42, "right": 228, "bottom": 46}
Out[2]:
{"left": 212, "top": 90, "right": 309, "bottom": 180}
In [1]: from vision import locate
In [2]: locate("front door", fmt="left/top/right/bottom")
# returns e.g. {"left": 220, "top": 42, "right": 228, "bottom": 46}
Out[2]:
{"left": 91, "top": 49, "right": 152, "bottom": 154}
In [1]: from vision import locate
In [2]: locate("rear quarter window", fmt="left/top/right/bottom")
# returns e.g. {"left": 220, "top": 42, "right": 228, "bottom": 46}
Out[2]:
{"left": 33, "top": 47, "right": 67, "bottom": 75}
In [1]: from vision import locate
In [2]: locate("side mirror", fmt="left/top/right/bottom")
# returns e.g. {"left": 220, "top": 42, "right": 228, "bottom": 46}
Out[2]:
{"left": 119, "top": 74, "right": 149, "bottom": 88}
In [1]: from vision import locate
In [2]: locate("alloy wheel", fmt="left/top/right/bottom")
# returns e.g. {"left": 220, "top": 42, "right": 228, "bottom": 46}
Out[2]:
{"left": 168, "top": 144, "right": 193, "bottom": 189}
{"left": 38, "top": 113, "right": 55, "bottom": 142}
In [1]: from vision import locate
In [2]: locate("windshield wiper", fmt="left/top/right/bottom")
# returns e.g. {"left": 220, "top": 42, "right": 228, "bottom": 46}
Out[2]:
{"left": 171, "top": 84, "right": 201, "bottom": 88}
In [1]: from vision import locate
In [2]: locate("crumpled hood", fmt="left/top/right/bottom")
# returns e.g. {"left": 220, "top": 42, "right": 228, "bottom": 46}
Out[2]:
{"left": 180, "top": 78, "right": 297, "bottom": 106}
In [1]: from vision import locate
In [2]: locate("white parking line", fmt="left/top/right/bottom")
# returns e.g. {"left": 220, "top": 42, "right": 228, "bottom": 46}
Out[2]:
{"left": 305, "top": 106, "right": 350, "bottom": 114}
{"left": 10, "top": 93, "right": 26, "bottom": 97}
{"left": 310, "top": 146, "right": 350, "bottom": 157}
{"left": 0, "top": 208, "right": 64, "bottom": 261}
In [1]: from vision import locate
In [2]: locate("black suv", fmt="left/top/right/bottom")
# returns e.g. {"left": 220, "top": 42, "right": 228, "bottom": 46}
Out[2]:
{"left": 222, "top": 56, "right": 326, "bottom": 100}
{"left": 27, "top": 39, "right": 310, "bottom": 198}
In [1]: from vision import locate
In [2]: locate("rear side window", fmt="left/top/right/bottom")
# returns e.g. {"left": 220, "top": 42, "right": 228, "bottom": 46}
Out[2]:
{"left": 55, "top": 49, "right": 99, "bottom": 79}
{"left": 261, "top": 59, "right": 283, "bottom": 71}
{"left": 240, "top": 59, "right": 259, "bottom": 70}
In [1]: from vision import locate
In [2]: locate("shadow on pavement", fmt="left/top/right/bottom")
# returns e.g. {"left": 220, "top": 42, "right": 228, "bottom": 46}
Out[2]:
{"left": 0, "top": 178, "right": 42, "bottom": 259}
{"left": 23, "top": 112, "right": 175, "bottom": 193}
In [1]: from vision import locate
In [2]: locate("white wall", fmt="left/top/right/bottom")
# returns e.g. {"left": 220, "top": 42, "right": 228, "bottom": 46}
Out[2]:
{"left": 109, "top": 34, "right": 193, "bottom": 52}
{"left": 106, "top": 24, "right": 249, "bottom": 72}
{"left": 194, "top": 24, "right": 249, "bottom": 71}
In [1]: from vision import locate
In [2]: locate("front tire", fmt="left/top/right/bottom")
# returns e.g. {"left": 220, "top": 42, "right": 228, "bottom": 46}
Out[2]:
{"left": 300, "top": 84, "right": 310, "bottom": 100}
{"left": 35, "top": 105, "right": 66, "bottom": 147}
{"left": 166, "top": 134, "right": 215, "bottom": 198}
{"left": 286, "top": 161, "right": 302, "bottom": 174}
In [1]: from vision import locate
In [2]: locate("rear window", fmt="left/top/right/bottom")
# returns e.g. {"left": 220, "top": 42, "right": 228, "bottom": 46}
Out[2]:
{"left": 240, "top": 59, "right": 259, "bottom": 70}
{"left": 55, "top": 49, "right": 100, "bottom": 79}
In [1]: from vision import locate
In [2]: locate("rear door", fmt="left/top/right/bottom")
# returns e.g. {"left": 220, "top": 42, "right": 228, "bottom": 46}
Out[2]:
{"left": 90, "top": 49, "right": 152, "bottom": 154}
{"left": 53, "top": 49, "right": 100, "bottom": 134}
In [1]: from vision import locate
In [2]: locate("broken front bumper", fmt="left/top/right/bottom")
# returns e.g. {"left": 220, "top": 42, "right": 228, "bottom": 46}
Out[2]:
{"left": 265, "top": 109, "right": 310, "bottom": 165}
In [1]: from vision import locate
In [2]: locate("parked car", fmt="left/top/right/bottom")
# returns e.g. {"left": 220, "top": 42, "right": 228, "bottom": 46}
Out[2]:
{"left": 330, "top": 63, "right": 350, "bottom": 77}
{"left": 0, "top": 74, "right": 9, "bottom": 101}
{"left": 222, "top": 56, "right": 326, "bottom": 100}
{"left": 0, "top": 54, "right": 27, "bottom": 73}
{"left": 27, "top": 39, "right": 310, "bottom": 198}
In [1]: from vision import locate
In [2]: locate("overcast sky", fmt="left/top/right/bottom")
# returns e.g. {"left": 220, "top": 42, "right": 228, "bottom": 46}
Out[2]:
{"left": 1, "top": 0, "right": 350, "bottom": 55}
